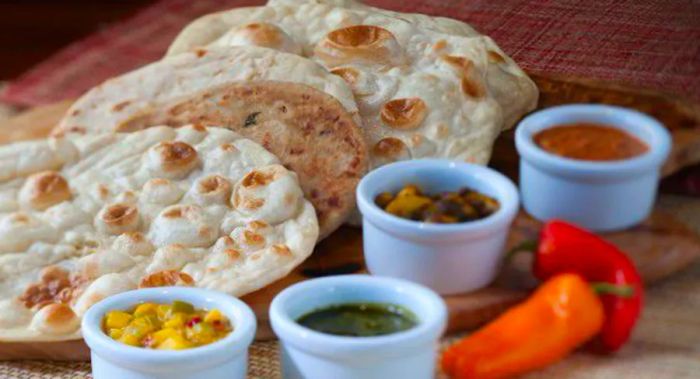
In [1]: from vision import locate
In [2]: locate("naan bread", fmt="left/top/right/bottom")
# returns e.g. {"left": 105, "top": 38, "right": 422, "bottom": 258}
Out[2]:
{"left": 166, "top": 1, "right": 538, "bottom": 167}
{"left": 56, "top": 45, "right": 358, "bottom": 134}
{"left": 99, "top": 81, "right": 368, "bottom": 239}
{"left": 0, "top": 125, "right": 318, "bottom": 341}
{"left": 55, "top": 46, "right": 365, "bottom": 238}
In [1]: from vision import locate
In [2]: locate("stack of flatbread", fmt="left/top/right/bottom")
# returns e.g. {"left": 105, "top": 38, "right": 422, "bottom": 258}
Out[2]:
{"left": 0, "top": 0, "right": 537, "bottom": 342}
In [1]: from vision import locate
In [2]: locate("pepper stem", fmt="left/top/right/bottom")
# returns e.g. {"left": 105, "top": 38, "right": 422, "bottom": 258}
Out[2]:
{"left": 590, "top": 282, "right": 635, "bottom": 298}
{"left": 503, "top": 240, "right": 539, "bottom": 263}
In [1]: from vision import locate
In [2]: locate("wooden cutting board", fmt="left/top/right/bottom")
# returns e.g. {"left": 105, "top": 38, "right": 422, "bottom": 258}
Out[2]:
{"left": 1, "top": 75, "right": 700, "bottom": 360}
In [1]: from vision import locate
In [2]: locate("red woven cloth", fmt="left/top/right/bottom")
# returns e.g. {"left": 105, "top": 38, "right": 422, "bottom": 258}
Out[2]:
{"left": 1, "top": 0, "right": 699, "bottom": 106}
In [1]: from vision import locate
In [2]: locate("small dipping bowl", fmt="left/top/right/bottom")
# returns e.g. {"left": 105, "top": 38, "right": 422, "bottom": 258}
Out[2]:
{"left": 269, "top": 275, "right": 447, "bottom": 379}
{"left": 356, "top": 159, "right": 520, "bottom": 295}
{"left": 82, "top": 287, "right": 256, "bottom": 379}
{"left": 516, "top": 104, "right": 671, "bottom": 231}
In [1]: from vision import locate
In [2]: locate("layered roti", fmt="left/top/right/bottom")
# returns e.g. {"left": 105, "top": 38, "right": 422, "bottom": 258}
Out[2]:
{"left": 0, "top": 125, "right": 318, "bottom": 341}
{"left": 167, "top": 0, "right": 538, "bottom": 167}
{"left": 55, "top": 46, "right": 366, "bottom": 238}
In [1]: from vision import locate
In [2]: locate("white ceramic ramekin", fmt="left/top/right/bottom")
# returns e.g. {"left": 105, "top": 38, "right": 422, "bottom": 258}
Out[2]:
{"left": 269, "top": 275, "right": 447, "bottom": 379}
{"left": 356, "top": 159, "right": 520, "bottom": 295}
{"left": 515, "top": 104, "right": 671, "bottom": 231}
{"left": 82, "top": 287, "right": 256, "bottom": 379}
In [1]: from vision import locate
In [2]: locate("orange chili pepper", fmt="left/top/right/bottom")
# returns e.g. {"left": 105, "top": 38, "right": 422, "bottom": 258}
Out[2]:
{"left": 442, "top": 273, "right": 605, "bottom": 379}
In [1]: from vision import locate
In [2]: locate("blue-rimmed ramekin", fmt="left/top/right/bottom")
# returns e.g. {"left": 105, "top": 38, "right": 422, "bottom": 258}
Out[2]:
{"left": 82, "top": 287, "right": 256, "bottom": 379}
{"left": 356, "top": 159, "right": 519, "bottom": 295}
{"left": 515, "top": 104, "right": 671, "bottom": 231}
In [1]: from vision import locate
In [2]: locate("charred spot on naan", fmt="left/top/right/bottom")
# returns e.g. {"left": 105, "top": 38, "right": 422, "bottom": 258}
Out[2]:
{"left": 194, "top": 175, "right": 232, "bottom": 206}
{"left": 96, "top": 203, "right": 140, "bottom": 235}
{"left": 330, "top": 67, "right": 360, "bottom": 86}
{"left": 441, "top": 55, "right": 486, "bottom": 99}
{"left": 139, "top": 270, "right": 195, "bottom": 288}
{"left": 19, "top": 171, "right": 72, "bottom": 210}
{"left": 380, "top": 98, "right": 428, "bottom": 130}
{"left": 243, "top": 230, "right": 266, "bottom": 246}
{"left": 30, "top": 303, "right": 80, "bottom": 335}
{"left": 147, "top": 141, "right": 200, "bottom": 179}
{"left": 315, "top": 25, "right": 403, "bottom": 67}
{"left": 18, "top": 267, "right": 75, "bottom": 310}
{"left": 371, "top": 137, "right": 411, "bottom": 167}
{"left": 272, "top": 243, "right": 293, "bottom": 257}
{"left": 225, "top": 22, "right": 302, "bottom": 55}
{"left": 241, "top": 170, "right": 275, "bottom": 188}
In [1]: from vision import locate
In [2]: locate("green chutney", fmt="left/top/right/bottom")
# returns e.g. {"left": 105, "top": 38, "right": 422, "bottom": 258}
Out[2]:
{"left": 296, "top": 303, "right": 418, "bottom": 337}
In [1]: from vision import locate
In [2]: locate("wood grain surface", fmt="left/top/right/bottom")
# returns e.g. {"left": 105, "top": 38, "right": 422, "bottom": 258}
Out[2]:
{"left": 490, "top": 74, "right": 700, "bottom": 181}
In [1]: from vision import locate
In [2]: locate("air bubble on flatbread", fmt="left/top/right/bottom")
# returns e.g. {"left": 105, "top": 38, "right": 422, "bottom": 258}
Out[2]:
{"left": 141, "top": 178, "right": 184, "bottom": 205}
{"left": 18, "top": 171, "right": 72, "bottom": 211}
{"left": 112, "top": 232, "right": 154, "bottom": 257}
{"left": 371, "top": 137, "right": 411, "bottom": 167}
{"left": 145, "top": 244, "right": 199, "bottom": 275}
{"left": 139, "top": 270, "right": 195, "bottom": 288}
{"left": 441, "top": 55, "right": 486, "bottom": 99}
{"left": 146, "top": 141, "right": 200, "bottom": 180}
{"left": 148, "top": 204, "right": 219, "bottom": 248}
{"left": 380, "top": 98, "right": 428, "bottom": 130}
{"left": 0, "top": 212, "right": 58, "bottom": 253}
{"left": 95, "top": 203, "right": 140, "bottom": 235}
{"left": 218, "top": 22, "right": 302, "bottom": 55}
{"left": 315, "top": 25, "right": 404, "bottom": 67}
{"left": 29, "top": 303, "right": 79, "bottom": 335}
{"left": 230, "top": 165, "right": 304, "bottom": 225}
{"left": 188, "top": 175, "right": 232, "bottom": 206}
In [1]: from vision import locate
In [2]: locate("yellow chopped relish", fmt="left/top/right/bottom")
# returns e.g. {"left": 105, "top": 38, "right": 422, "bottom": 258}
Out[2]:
{"left": 102, "top": 300, "right": 232, "bottom": 350}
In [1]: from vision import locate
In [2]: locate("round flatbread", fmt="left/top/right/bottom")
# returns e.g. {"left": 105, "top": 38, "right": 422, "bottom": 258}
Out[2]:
{"left": 117, "top": 81, "right": 367, "bottom": 239}
{"left": 0, "top": 125, "right": 318, "bottom": 342}
{"left": 166, "top": 1, "right": 538, "bottom": 168}
{"left": 56, "top": 45, "right": 359, "bottom": 134}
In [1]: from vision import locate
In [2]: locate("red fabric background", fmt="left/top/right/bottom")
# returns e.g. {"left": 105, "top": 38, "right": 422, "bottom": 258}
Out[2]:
{"left": 1, "top": 0, "right": 699, "bottom": 106}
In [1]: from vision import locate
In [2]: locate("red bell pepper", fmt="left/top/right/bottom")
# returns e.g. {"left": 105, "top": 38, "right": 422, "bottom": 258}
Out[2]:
{"left": 509, "top": 220, "right": 643, "bottom": 353}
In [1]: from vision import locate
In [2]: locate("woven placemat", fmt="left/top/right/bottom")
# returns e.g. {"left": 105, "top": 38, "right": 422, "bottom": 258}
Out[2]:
{"left": 2, "top": 0, "right": 699, "bottom": 107}
{"left": 3, "top": 257, "right": 700, "bottom": 378}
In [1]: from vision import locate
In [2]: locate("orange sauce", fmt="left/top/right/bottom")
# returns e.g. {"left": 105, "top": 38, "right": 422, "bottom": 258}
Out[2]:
{"left": 533, "top": 123, "right": 648, "bottom": 161}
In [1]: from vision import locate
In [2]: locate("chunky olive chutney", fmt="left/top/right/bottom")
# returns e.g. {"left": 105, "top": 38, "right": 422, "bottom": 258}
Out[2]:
{"left": 375, "top": 184, "right": 499, "bottom": 223}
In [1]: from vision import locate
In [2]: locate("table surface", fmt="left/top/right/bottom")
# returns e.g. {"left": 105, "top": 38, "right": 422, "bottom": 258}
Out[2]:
{"left": 2, "top": 259, "right": 700, "bottom": 379}
{"left": 2, "top": 0, "right": 700, "bottom": 107}
{"left": 0, "top": 1, "right": 699, "bottom": 377}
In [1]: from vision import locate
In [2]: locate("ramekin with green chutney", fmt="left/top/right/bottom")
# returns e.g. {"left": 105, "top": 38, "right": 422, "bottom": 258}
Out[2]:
{"left": 269, "top": 275, "right": 447, "bottom": 379}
